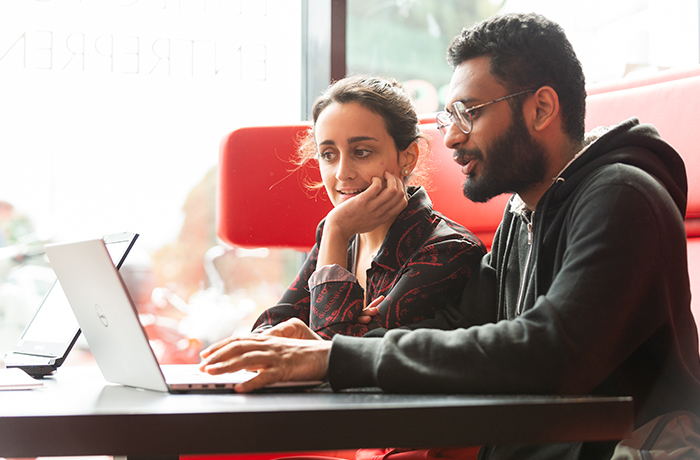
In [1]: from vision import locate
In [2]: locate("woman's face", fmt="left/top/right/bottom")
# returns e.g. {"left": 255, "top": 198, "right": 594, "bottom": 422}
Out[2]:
{"left": 314, "top": 101, "right": 414, "bottom": 207}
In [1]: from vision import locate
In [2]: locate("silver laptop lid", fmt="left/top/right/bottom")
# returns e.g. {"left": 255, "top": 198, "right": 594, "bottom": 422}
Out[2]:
{"left": 44, "top": 238, "right": 169, "bottom": 392}
{"left": 10, "top": 232, "right": 138, "bottom": 360}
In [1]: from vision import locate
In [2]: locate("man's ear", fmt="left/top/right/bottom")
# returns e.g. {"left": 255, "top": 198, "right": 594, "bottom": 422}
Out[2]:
{"left": 399, "top": 141, "right": 419, "bottom": 177}
{"left": 529, "top": 86, "right": 560, "bottom": 132}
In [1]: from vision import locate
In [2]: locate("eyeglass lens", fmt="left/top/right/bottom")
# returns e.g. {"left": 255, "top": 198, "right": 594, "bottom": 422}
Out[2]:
{"left": 452, "top": 101, "right": 472, "bottom": 134}
{"left": 436, "top": 101, "right": 471, "bottom": 136}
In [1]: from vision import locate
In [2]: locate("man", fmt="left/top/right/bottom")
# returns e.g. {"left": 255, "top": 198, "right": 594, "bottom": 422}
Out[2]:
{"left": 201, "top": 13, "right": 700, "bottom": 459}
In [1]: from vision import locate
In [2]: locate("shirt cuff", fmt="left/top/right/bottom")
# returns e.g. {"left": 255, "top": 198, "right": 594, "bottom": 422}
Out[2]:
{"left": 309, "top": 264, "right": 358, "bottom": 290}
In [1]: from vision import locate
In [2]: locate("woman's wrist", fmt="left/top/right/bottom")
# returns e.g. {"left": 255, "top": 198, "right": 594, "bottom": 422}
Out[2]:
{"left": 317, "top": 219, "right": 352, "bottom": 269}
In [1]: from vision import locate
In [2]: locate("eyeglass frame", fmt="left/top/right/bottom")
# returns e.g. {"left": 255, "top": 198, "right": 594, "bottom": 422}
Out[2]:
{"left": 436, "top": 89, "right": 537, "bottom": 136}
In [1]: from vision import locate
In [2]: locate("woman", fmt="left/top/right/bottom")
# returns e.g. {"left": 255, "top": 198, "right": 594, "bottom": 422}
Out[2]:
{"left": 200, "top": 75, "right": 484, "bottom": 460}
{"left": 251, "top": 75, "right": 485, "bottom": 339}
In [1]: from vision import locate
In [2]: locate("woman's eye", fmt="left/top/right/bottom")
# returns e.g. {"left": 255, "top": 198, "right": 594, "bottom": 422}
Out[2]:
{"left": 355, "top": 149, "right": 371, "bottom": 158}
{"left": 319, "top": 151, "right": 336, "bottom": 162}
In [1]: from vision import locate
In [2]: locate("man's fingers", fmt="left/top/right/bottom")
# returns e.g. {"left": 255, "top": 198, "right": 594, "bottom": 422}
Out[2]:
{"left": 263, "top": 318, "right": 322, "bottom": 340}
{"left": 234, "top": 368, "right": 282, "bottom": 393}
{"left": 199, "top": 336, "right": 332, "bottom": 393}
{"left": 200, "top": 337, "right": 269, "bottom": 373}
{"left": 200, "top": 336, "right": 236, "bottom": 359}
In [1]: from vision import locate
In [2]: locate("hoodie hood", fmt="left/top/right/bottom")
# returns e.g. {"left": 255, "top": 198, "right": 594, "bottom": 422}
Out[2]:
{"left": 552, "top": 117, "right": 688, "bottom": 217}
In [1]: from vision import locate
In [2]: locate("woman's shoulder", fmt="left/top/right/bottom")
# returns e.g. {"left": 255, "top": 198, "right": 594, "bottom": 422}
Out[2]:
{"left": 426, "top": 211, "right": 485, "bottom": 249}
{"left": 407, "top": 187, "right": 485, "bottom": 249}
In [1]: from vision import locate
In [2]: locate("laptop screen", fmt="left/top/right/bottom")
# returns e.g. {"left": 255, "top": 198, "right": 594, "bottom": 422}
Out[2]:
{"left": 12, "top": 233, "right": 138, "bottom": 357}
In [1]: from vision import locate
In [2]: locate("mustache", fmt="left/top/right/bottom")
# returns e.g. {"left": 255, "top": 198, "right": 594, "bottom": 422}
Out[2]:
{"left": 453, "top": 147, "right": 484, "bottom": 164}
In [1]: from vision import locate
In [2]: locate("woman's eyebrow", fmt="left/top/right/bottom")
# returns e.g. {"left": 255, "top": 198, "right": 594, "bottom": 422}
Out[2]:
{"left": 347, "top": 136, "right": 379, "bottom": 144}
{"left": 318, "top": 136, "right": 379, "bottom": 147}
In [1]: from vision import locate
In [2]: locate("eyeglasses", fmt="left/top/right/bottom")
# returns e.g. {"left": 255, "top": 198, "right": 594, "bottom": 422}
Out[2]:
{"left": 436, "top": 89, "right": 536, "bottom": 136}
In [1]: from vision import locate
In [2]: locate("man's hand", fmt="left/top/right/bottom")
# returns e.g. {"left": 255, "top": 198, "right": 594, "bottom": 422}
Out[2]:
{"left": 199, "top": 334, "right": 331, "bottom": 392}
{"left": 261, "top": 318, "right": 323, "bottom": 340}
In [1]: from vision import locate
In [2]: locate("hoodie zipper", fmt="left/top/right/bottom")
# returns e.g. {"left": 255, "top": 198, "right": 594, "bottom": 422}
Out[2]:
{"left": 516, "top": 211, "right": 534, "bottom": 316}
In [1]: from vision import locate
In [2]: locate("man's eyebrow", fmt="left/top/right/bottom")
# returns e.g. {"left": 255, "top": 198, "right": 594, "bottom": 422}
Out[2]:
{"left": 445, "top": 97, "right": 480, "bottom": 112}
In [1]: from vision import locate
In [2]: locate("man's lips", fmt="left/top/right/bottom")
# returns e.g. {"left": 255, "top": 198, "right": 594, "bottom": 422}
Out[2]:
{"left": 460, "top": 157, "right": 478, "bottom": 177}
{"left": 454, "top": 150, "right": 481, "bottom": 177}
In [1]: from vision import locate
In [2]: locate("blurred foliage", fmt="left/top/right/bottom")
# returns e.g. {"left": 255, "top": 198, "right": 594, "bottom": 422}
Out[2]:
{"left": 347, "top": 0, "right": 503, "bottom": 100}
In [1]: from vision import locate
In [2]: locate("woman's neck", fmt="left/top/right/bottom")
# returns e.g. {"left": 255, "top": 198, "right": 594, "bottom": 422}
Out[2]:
{"left": 357, "top": 219, "right": 393, "bottom": 260}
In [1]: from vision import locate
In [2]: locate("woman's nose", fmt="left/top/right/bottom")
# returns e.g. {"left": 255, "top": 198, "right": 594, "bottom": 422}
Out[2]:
{"left": 335, "top": 154, "right": 355, "bottom": 180}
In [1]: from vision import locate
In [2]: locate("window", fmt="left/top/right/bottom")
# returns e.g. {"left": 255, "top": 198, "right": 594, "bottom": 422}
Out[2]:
{"left": 0, "top": 0, "right": 302, "bottom": 359}
{"left": 347, "top": 0, "right": 699, "bottom": 112}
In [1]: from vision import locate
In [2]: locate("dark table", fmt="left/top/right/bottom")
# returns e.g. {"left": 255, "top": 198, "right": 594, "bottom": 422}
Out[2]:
{"left": 0, "top": 366, "right": 634, "bottom": 460}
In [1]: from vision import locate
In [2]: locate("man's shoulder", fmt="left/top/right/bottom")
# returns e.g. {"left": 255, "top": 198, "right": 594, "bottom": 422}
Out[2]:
{"left": 580, "top": 160, "right": 668, "bottom": 195}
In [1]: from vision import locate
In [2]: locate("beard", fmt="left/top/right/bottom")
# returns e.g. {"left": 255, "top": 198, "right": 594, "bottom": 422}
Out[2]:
{"left": 459, "top": 110, "right": 549, "bottom": 203}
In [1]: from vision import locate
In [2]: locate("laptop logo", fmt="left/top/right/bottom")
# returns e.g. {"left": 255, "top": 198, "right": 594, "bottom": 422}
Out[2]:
{"left": 95, "top": 304, "right": 109, "bottom": 327}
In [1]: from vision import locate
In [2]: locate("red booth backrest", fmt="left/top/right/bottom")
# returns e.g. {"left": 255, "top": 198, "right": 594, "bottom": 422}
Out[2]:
{"left": 217, "top": 124, "right": 327, "bottom": 252}
{"left": 218, "top": 65, "right": 700, "bottom": 339}
{"left": 218, "top": 66, "right": 700, "bottom": 250}
{"left": 585, "top": 68, "right": 700, "bottom": 226}
{"left": 585, "top": 66, "right": 700, "bottom": 337}
{"left": 217, "top": 124, "right": 508, "bottom": 251}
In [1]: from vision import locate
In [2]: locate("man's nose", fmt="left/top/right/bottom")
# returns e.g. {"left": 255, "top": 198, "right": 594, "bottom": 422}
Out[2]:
{"left": 443, "top": 123, "right": 469, "bottom": 153}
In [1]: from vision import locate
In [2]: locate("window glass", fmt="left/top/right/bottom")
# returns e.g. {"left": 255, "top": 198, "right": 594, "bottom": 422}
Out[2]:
{"left": 501, "top": 0, "right": 699, "bottom": 85}
{"left": 347, "top": 0, "right": 699, "bottom": 113}
{"left": 347, "top": 0, "right": 501, "bottom": 113}
{"left": 0, "top": 0, "right": 302, "bottom": 359}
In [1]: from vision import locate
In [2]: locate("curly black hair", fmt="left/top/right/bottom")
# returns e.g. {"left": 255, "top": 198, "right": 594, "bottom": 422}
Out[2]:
{"left": 447, "top": 13, "right": 586, "bottom": 142}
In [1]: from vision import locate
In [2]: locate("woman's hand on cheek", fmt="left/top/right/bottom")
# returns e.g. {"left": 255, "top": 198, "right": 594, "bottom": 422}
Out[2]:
{"left": 326, "top": 172, "right": 407, "bottom": 237}
{"left": 364, "top": 171, "right": 408, "bottom": 227}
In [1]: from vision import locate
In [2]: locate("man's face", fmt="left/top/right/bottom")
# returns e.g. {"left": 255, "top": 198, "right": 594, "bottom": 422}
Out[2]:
{"left": 443, "top": 56, "right": 549, "bottom": 203}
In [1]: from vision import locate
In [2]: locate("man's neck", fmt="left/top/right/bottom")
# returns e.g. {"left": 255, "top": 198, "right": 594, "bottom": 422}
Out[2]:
{"left": 519, "top": 139, "right": 584, "bottom": 210}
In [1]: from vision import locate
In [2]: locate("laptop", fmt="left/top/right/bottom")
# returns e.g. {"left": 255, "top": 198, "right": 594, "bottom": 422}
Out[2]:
{"left": 4, "top": 232, "right": 139, "bottom": 377}
{"left": 43, "top": 238, "right": 323, "bottom": 393}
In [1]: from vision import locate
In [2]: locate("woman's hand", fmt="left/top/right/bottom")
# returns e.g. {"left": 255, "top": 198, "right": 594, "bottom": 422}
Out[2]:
{"left": 357, "top": 295, "right": 383, "bottom": 324}
{"left": 317, "top": 172, "right": 407, "bottom": 270}
{"left": 199, "top": 333, "right": 331, "bottom": 392}
{"left": 326, "top": 171, "right": 407, "bottom": 241}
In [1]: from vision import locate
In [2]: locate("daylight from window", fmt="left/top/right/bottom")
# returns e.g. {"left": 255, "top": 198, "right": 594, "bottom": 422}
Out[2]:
{"left": 0, "top": 0, "right": 698, "bottom": 364}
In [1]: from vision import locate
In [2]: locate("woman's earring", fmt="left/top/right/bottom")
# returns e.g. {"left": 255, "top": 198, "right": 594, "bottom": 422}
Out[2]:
{"left": 404, "top": 170, "right": 409, "bottom": 175}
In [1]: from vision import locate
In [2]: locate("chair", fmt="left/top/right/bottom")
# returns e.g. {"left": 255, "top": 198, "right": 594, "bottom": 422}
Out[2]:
{"left": 212, "top": 122, "right": 500, "bottom": 460}
{"left": 217, "top": 123, "right": 508, "bottom": 252}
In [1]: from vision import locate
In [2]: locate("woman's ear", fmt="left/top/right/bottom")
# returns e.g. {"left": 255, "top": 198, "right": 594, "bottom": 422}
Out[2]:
{"left": 529, "top": 86, "right": 560, "bottom": 132}
{"left": 399, "top": 141, "right": 419, "bottom": 177}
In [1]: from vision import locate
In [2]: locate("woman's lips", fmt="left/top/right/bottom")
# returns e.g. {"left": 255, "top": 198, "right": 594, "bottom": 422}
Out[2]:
{"left": 337, "top": 187, "right": 368, "bottom": 199}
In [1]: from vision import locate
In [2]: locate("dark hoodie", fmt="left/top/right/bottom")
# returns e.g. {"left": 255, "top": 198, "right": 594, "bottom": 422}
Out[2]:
{"left": 328, "top": 118, "right": 700, "bottom": 459}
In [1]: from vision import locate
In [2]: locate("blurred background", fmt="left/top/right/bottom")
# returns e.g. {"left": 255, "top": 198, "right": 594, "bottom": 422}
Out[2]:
{"left": 0, "top": 0, "right": 698, "bottom": 367}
